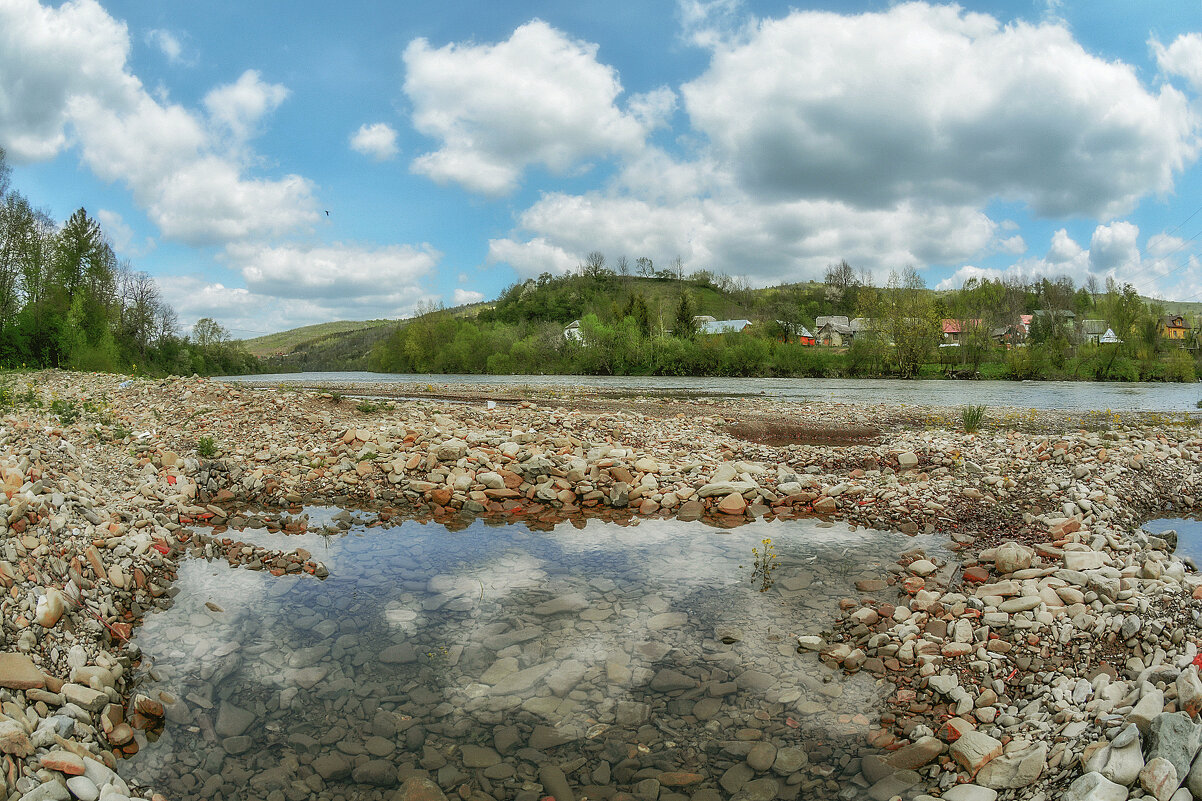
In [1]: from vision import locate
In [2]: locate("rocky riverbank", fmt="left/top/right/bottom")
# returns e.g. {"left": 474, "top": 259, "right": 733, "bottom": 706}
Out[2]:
{"left": 0, "top": 369, "right": 1201, "bottom": 801}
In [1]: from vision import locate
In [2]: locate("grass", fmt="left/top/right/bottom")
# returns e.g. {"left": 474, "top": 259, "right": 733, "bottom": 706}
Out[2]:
{"left": 961, "top": 404, "right": 987, "bottom": 433}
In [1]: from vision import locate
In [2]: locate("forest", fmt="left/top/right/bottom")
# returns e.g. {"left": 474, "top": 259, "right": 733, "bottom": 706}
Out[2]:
{"left": 0, "top": 148, "right": 256, "bottom": 376}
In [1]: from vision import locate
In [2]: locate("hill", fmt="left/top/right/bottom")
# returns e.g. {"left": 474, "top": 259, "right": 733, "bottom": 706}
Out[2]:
{"left": 239, "top": 319, "right": 395, "bottom": 358}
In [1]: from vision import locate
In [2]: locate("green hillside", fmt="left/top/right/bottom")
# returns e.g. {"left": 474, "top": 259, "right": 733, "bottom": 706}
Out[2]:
{"left": 239, "top": 319, "right": 394, "bottom": 358}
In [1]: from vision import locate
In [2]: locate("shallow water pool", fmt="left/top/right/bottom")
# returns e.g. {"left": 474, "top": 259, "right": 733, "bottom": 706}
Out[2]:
{"left": 124, "top": 514, "right": 943, "bottom": 801}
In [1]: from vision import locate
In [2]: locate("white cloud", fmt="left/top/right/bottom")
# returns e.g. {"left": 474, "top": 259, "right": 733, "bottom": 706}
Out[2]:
{"left": 487, "top": 236, "right": 578, "bottom": 279}
{"left": 489, "top": 4, "right": 1202, "bottom": 292}
{"left": 1146, "top": 231, "right": 1187, "bottom": 260}
{"left": 1046, "top": 228, "right": 1086, "bottom": 265}
{"left": 225, "top": 241, "right": 438, "bottom": 302}
{"left": 677, "top": 0, "right": 749, "bottom": 48}
{"left": 1153, "top": 33, "right": 1202, "bottom": 93}
{"left": 491, "top": 182, "right": 997, "bottom": 286}
{"left": 935, "top": 265, "right": 1004, "bottom": 291}
{"left": 159, "top": 242, "right": 441, "bottom": 334}
{"left": 145, "top": 28, "right": 183, "bottom": 64}
{"left": 997, "top": 234, "right": 1026, "bottom": 255}
{"left": 403, "top": 20, "right": 659, "bottom": 195}
{"left": 0, "top": 0, "right": 317, "bottom": 245}
{"left": 453, "top": 288, "right": 485, "bottom": 305}
{"left": 681, "top": 3, "right": 1198, "bottom": 218}
{"left": 1089, "top": 221, "right": 1141, "bottom": 276}
{"left": 349, "top": 122, "right": 399, "bottom": 161}
{"left": 203, "top": 70, "right": 288, "bottom": 149}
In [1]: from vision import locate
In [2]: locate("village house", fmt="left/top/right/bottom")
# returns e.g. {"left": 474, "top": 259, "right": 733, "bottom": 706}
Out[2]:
{"left": 991, "top": 314, "right": 1032, "bottom": 348}
{"left": 814, "top": 315, "right": 853, "bottom": 346}
{"left": 563, "top": 320, "right": 583, "bottom": 342}
{"left": 940, "top": 318, "right": 983, "bottom": 346}
{"left": 1159, "top": 315, "right": 1191, "bottom": 345}
{"left": 1081, "top": 319, "right": 1109, "bottom": 345}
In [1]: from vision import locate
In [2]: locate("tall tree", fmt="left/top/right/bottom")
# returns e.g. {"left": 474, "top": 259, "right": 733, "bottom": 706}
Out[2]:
{"left": 879, "top": 267, "right": 938, "bottom": 378}
{"left": 673, "top": 291, "right": 699, "bottom": 340}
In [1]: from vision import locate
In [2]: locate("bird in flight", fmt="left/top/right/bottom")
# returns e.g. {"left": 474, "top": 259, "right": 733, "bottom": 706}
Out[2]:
{"left": 325, "top": 210, "right": 330, "bottom": 216}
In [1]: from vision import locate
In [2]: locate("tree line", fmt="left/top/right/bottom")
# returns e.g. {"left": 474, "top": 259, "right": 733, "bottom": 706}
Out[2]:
{"left": 370, "top": 252, "right": 1199, "bottom": 382}
{"left": 0, "top": 148, "right": 256, "bottom": 375}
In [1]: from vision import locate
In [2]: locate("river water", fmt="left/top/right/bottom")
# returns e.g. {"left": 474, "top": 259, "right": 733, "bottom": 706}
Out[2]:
{"left": 221, "top": 371, "right": 1202, "bottom": 412}
{"left": 125, "top": 512, "right": 945, "bottom": 801}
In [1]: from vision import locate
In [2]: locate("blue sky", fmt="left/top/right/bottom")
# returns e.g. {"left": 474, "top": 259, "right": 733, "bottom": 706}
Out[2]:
{"left": 2, "top": 0, "right": 1201, "bottom": 337}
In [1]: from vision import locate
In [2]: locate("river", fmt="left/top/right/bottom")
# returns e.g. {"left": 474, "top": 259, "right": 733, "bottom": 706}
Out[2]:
{"left": 220, "top": 371, "right": 1202, "bottom": 412}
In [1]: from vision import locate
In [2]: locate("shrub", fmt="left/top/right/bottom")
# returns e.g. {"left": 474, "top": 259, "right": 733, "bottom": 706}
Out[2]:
{"left": 356, "top": 400, "right": 380, "bottom": 414}
{"left": 197, "top": 436, "right": 217, "bottom": 458}
{"left": 1162, "top": 350, "right": 1197, "bottom": 383}
{"left": 961, "top": 405, "right": 986, "bottom": 433}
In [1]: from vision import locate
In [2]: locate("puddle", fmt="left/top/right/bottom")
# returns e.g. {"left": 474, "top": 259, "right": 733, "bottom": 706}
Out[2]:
{"left": 125, "top": 514, "right": 945, "bottom": 800}
{"left": 1143, "top": 517, "right": 1202, "bottom": 565}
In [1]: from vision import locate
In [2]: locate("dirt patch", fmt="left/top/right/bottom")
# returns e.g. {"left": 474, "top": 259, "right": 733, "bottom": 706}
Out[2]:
{"left": 723, "top": 417, "right": 881, "bottom": 446}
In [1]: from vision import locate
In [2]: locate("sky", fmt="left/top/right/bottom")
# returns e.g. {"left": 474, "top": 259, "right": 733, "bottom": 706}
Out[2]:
{"left": 2, "top": 0, "right": 1202, "bottom": 338}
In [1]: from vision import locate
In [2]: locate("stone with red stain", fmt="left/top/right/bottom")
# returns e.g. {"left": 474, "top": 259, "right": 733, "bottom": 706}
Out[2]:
{"left": 938, "top": 717, "right": 977, "bottom": 742}
{"left": 41, "top": 749, "right": 86, "bottom": 774}
{"left": 962, "top": 566, "right": 990, "bottom": 583}
{"left": 429, "top": 488, "right": 453, "bottom": 506}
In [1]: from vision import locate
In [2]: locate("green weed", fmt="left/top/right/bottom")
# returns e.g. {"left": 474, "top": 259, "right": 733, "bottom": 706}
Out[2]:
{"left": 961, "top": 404, "right": 987, "bottom": 433}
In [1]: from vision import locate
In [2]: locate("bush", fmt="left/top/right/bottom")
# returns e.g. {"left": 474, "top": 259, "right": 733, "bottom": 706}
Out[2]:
{"left": 197, "top": 436, "right": 217, "bottom": 458}
{"left": 1162, "top": 350, "right": 1197, "bottom": 383}
{"left": 1005, "top": 348, "right": 1037, "bottom": 380}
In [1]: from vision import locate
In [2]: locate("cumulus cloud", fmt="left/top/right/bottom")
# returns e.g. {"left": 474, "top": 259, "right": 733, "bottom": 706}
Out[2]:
{"left": 157, "top": 276, "right": 370, "bottom": 336}
{"left": 0, "top": 0, "right": 317, "bottom": 245}
{"left": 225, "top": 241, "right": 438, "bottom": 302}
{"left": 203, "top": 70, "right": 288, "bottom": 149}
{"left": 487, "top": 236, "right": 578, "bottom": 279}
{"left": 935, "top": 265, "right": 1005, "bottom": 291}
{"left": 681, "top": 3, "right": 1198, "bottom": 218}
{"left": 491, "top": 180, "right": 998, "bottom": 285}
{"left": 349, "top": 122, "right": 399, "bottom": 161}
{"left": 489, "top": 4, "right": 1201, "bottom": 290}
{"left": 452, "top": 288, "right": 485, "bottom": 305}
{"left": 1046, "top": 229, "right": 1086, "bottom": 266}
{"left": 159, "top": 242, "right": 442, "bottom": 333}
{"left": 145, "top": 28, "right": 184, "bottom": 64}
{"left": 404, "top": 20, "right": 665, "bottom": 195}
{"left": 1089, "top": 221, "right": 1141, "bottom": 275}
{"left": 1153, "top": 33, "right": 1202, "bottom": 93}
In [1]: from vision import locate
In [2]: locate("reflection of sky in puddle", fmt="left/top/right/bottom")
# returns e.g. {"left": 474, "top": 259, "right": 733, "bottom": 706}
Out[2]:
{"left": 1144, "top": 518, "right": 1202, "bottom": 564}
{"left": 128, "top": 514, "right": 946, "bottom": 800}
